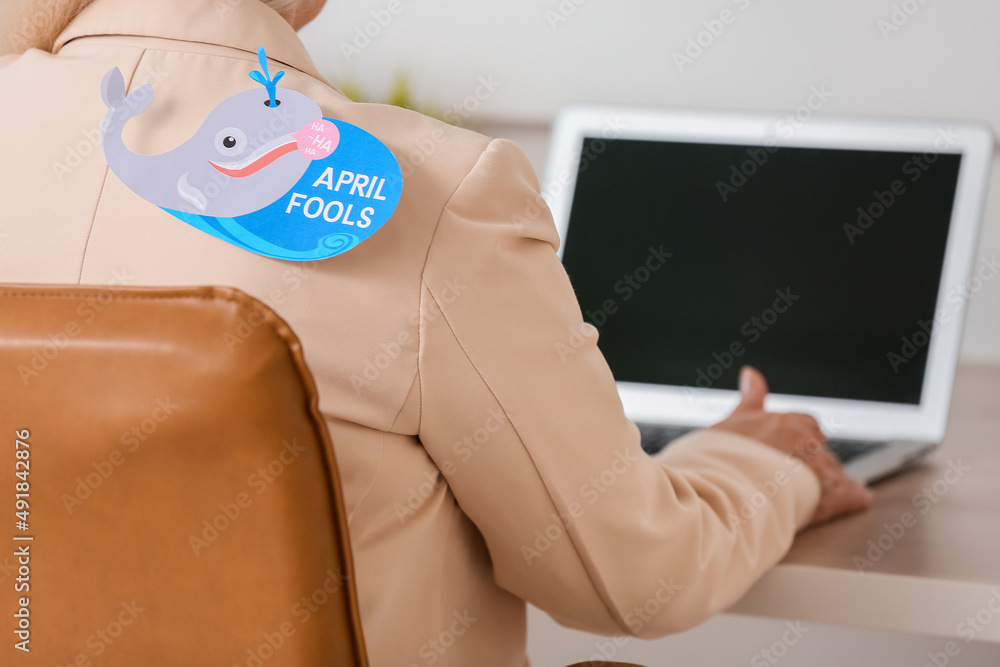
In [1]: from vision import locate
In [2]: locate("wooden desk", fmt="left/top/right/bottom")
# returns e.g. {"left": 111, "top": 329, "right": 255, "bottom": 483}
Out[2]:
{"left": 730, "top": 364, "right": 1000, "bottom": 642}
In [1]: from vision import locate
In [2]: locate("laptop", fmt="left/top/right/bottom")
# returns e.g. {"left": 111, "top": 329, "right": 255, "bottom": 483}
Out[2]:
{"left": 543, "top": 105, "right": 993, "bottom": 483}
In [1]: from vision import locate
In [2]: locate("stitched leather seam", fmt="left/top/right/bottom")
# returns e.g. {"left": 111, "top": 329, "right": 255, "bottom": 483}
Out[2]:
{"left": 1, "top": 285, "right": 370, "bottom": 660}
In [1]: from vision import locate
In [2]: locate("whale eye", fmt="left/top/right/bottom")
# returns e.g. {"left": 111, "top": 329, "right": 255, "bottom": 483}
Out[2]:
{"left": 215, "top": 127, "right": 247, "bottom": 157}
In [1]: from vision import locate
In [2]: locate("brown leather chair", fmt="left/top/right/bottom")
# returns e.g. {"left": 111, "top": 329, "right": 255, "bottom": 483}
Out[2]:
{"left": 0, "top": 284, "right": 642, "bottom": 667}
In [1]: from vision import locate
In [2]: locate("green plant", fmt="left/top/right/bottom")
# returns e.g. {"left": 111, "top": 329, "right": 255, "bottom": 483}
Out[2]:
{"left": 335, "top": 71, "right": 450, "bottom": 124}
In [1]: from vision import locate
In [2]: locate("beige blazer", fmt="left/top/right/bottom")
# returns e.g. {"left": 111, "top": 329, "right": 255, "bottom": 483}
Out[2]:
{"left": 0, "top": 1, "right": 820, "bottom": 664}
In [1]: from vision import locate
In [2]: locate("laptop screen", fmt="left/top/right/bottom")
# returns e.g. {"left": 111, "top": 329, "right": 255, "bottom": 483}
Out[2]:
{"left": 560, "top": 137, "right": 962, "bottom": 405}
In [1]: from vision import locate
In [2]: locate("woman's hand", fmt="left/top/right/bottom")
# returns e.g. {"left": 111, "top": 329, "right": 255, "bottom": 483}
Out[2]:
{"left": 711, "top": 366, "right": 873, "bottom": 526}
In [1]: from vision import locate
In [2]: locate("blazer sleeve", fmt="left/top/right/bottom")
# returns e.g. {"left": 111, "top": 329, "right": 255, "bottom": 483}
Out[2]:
{"left": 416, "top": 138, "right": 821, "bottom": 638}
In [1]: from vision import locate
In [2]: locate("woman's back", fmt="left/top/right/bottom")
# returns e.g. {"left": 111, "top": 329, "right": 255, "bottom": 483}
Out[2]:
{"left": 0, "top": 2, "right": 534, "bottom": 664}
{"left": 0, "top": 1, "right": 823, "bottom": 665}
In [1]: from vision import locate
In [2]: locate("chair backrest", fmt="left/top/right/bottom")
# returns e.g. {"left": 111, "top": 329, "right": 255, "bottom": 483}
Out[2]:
{"left": 0, "top": 284, "right": 368, "bottom": 666}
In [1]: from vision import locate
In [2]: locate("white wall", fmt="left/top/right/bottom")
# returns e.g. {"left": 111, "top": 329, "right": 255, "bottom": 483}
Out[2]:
{"left": 301, "top": 0, "right": 1000, "bottom": 365}
{"left": 299, "top": 3, "right": 1000, "bottom": 663}
{"left": 302, "top": 0, "right": 1000, "bottom": 124}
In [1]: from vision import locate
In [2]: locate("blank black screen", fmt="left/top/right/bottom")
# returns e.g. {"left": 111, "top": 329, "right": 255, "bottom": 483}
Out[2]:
{"left": 561, "top": 137, "right": 962, "bottom": 405}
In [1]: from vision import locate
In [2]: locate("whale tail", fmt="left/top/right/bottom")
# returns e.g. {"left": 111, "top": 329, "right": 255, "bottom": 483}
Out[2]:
{"left": 101, "top": 67, "right": 153, "bottom": 118}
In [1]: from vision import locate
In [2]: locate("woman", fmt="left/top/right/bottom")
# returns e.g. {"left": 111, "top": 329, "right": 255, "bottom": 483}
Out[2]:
{"left": 0, "top": 1, "right": 870, "bottom": 665}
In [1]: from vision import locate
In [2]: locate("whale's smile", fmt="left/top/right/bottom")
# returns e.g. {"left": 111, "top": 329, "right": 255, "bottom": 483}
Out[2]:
{"left": 210, "top": 134, "right": 298, "bottom": 178}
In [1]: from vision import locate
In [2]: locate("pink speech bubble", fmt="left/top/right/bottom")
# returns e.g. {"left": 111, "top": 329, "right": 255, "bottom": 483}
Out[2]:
{"left": 294, "top": 119, "right": 340, "bottom": 160}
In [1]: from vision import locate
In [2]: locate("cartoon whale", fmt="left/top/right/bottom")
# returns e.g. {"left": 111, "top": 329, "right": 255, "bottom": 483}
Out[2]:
{"left": 100, "top": 65, "right": 321, "bottom": 218}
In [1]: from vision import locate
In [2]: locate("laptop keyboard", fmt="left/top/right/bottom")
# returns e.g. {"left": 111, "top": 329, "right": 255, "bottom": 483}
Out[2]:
{"left": 825, "top": 438, "right": 888, "bottom": 463}
{"left": 636, "top": 422, "right": 888, "bottom": 463}
{"left": 637, "top": 424, "right": 694, "bottom": 455}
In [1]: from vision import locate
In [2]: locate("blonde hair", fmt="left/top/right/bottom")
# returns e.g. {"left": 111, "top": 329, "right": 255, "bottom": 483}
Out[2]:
{"left": 3, "top": 0, "right": 311, "bottom": 54}
{"left": 4, "top": 0, "right": 95, "bottom": 54}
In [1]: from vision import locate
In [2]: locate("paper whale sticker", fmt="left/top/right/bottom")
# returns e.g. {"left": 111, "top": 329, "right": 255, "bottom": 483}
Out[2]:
{"left": 100, "top": 47, "right": 402, "bottom": 261}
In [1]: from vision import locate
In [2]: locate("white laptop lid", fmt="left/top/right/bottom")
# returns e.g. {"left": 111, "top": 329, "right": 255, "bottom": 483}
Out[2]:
{"left": 544, "top": 106, "right": 993, "bottom": 442}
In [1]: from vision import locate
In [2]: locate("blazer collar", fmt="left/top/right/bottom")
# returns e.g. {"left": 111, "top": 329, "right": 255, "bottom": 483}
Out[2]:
{"left": 53, "top": 0, "right": 323, "bottom": 80}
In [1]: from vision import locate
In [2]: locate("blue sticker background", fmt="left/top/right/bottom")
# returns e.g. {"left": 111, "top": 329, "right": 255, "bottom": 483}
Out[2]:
{"left": 163, "top": 119, "right": 402, "bottom": 261}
